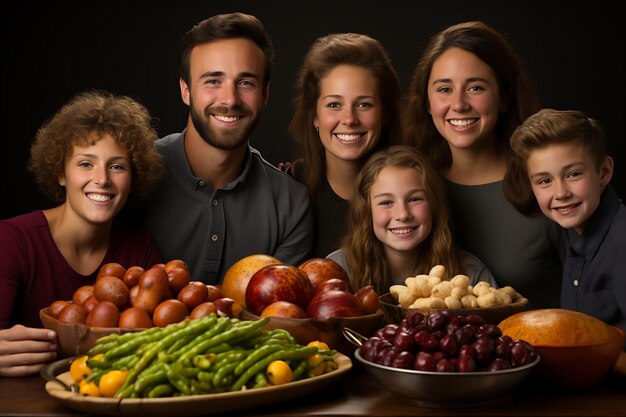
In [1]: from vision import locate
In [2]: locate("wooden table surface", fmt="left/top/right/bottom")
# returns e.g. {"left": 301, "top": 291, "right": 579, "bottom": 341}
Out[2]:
{"left": 1, "top": 364, "right": 625, "bottom": 417}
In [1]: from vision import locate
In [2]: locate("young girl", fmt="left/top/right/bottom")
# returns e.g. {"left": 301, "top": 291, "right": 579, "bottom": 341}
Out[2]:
{"left": 327, "top": 145, "right": 495, "bottom": 295}
{"left": 0, "top": 90, "right": 163, "bottom": 376}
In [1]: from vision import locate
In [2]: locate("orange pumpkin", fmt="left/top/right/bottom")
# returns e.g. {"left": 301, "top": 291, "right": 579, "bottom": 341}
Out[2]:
{"left": 498, "top": 308, "right": 622, "bottom": 347}
{"left": 221, "top": 254, "right": 281, "bottom": 309}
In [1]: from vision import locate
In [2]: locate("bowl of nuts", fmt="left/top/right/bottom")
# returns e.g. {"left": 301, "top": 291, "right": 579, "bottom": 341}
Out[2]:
{"left": 380, "top": 265, "right": 528, "bottom": 324}
{"left": 345, "top": 310, "right": 539, "bottom": 408}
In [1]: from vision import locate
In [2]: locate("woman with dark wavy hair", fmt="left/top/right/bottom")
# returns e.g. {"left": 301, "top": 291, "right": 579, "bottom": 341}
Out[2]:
{"left": 403, "top": 21, "right": 565, "bottom": 309}
{"left": 0, "top": 90, "right": 163, "bottom": 377}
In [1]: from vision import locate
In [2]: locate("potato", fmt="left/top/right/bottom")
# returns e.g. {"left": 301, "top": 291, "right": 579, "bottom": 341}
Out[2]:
{"left": 472, "top": 281, "right": 492, "bottom": 297}
{"left": 431, "top": 281, "right": 452, "bottom": 299}
{"left": 85, "top": 300, "right": 120, "bottom": 327}
{"left": 72, "top": 285, "right": 94, "bottom": 305}
{"left": 48, "top": 300, "right": 70, "bottom": 318}
{"left": 444, "top": 295, "right": 463, "bottom": 309}
{"left": 177, "top": 281, "right": 209, "bottom": 311}
{"left": 152, "top": 299, "right": 188, "bottom": 327}
{"left": 119, "top": 306, "right": 153, "bottom": 329}
{"left": 57, "top": 302, "right": 88, "bottom": 324}
{"left": 450, "top": 286, "right": 467, "bottom": 300}
{"left": 94, "top": 276, "right": 130, "bottom": 309}
{"left": 461, "top": 294, "right": 479, "bottom": 308}
{"left": 427, "top": 276, "right": 442, "bottom": 289}
{"left": 428, "top": 265, "right": 445, "bottom": 278}
{"left": 450, "top": 274, "right": 470, "bottom": 289}
{"left": 477, "top": 292, "right": 498, "bottom": 308}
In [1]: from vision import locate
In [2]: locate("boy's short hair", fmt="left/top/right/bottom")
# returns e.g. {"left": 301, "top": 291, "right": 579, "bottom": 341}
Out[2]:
{"left": 511, "top": 109, "right": 607, "bottom": 169}
{"left": 508, "top": 108, "right": 608, "bottom": 215}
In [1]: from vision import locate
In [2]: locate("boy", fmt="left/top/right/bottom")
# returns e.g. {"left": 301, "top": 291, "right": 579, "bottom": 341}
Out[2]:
{"left": 509, "top": 108, "right": 625, "bottom": 374}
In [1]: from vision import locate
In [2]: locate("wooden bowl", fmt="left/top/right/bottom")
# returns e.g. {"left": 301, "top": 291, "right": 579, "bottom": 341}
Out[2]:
{"left": 378, "top": 293, "right": 529, "bottom": 325}
{"left": 239, "top": 309, "right": 385, "bottom": 356}
{"left": 39, "top": 308, "right": 139, "bottom": 358}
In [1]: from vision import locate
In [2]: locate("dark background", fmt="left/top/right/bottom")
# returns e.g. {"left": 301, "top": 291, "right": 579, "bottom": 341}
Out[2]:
{"left": 2, "top": 1, "right": 624, "bottom": 220}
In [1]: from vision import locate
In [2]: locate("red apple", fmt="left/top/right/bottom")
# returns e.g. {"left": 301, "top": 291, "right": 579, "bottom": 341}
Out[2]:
{"left": 298, "top": 258, "right": 351, "bottom": 293}
{"left": 354, "top": 285, "right": 380, "bottom": 315}
{"left": 316, "top": 278, "right": 351, "bottom": 295}
{"left": 306, "top": 290, "right": 362, "bottom": 320}
{"left": 261, "top": 301, "right": 307, "bottom": 318}
{"left": 245, "top": 264, "right": 315, "bottom": 315}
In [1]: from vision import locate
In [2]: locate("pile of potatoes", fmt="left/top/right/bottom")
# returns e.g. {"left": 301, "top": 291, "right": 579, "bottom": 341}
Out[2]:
{"left": 389, "top": 265, "right": 527, "bottom": 310}
{"left": 47, "top": 260, "right": 234, "bottom": 329}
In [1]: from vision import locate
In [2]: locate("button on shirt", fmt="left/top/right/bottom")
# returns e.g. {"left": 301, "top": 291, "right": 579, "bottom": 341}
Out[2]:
{"left": 142, "top": 130, "right": 314, "bottom": 284}
{"left": 561, "top": 186, "right": 626, "bottom": 348}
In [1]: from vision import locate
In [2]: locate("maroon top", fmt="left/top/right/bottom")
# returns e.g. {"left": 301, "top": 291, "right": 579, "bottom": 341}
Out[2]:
{"left": 0, "top": 211, "right": 162, "bottom": 328}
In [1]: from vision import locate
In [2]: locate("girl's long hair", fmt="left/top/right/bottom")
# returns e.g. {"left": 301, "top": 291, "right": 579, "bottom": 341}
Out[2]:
{"left": 343, "top": 146, "right": 464, "bottom": 294}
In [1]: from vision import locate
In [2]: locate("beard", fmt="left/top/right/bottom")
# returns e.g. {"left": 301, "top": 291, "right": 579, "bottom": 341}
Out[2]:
{"left": 189, "top": 99, "right": 261, "bottom": 151}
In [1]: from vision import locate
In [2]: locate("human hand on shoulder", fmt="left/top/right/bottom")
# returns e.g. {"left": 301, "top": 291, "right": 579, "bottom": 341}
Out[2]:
{"left": 0, "top": 324, "right": 57, "bottom": 377}
{"left": 277, "top": 161, "right": 293, "bottom": 175}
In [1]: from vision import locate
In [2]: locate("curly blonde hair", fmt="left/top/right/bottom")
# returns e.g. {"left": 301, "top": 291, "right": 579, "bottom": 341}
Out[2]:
{"left": 343, "top": 146, "right": 464, "bottom": 294}
{"left": 28, "top": 90, "right": 163, "bottom": 205}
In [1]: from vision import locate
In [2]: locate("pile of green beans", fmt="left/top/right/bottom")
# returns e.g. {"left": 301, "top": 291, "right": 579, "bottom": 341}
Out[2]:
{"left": 83, "top": 314, "right": 337, "bottom": 398}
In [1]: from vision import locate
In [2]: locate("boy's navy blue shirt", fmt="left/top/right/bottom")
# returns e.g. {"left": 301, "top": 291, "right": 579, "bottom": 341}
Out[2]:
{"left": 561, "top": 185, "right": 626, "bottom": 348}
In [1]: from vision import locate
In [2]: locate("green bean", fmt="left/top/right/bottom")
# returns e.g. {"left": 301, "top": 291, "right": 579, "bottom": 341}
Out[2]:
{"left": 171, "top": 317, "right": 231, "bottom": 362}
{"left": 164, "top": 364, "right": 191, "bottom": 396}
{"left": 253, "top": 372, "right": 268, "bottom": 388}
{"left": 212, "top": 362, "right": 239, "bottom": 387}
{"left": 176, "top": 318, "right": 267, "bottom": 365}
{"left": 118, "top": 316, "right": 217, "bottom": 395}
{"left": 291, "top": 359, "right": 308, "bottom": 380}
{"left": 87, "top": 340, "right": 120, "bottom": 356}
{"left": 231, "top": 346, "right": 317, "bottom": 391}
{"left": 134, "top": 368, "right": 167, "bottom": 396}
{"left": 147, "top": 384, "right": 174, "bottom": 398}
{"left": 233, "top": 343, "right": 287, "bottom": 376}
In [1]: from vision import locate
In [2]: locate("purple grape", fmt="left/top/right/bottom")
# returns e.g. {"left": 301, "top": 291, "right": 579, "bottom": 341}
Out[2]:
{"left": 435, "top": 358, "right": 456, "bottom": 372}
{"left": 439, "top": 333, "right": 459, "bottom": 357}
{"left": 414, "top": 351, "right": 435, "bottom": 371}
{"left": 393, "top": 330, "right": 414, "bottom": 351}
{"left": 391, "top": 350, "right": 415, "bottom": 370}
{"left": 487, "top": 358, "right": 512, "bottom": 371}
{"left": 456, "top": 354, "right": 477, "bottom": 372}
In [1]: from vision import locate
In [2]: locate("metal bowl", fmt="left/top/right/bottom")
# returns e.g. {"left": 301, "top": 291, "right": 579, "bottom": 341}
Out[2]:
{"left": 353, "top": 347, "right": 540, "bottom": 408}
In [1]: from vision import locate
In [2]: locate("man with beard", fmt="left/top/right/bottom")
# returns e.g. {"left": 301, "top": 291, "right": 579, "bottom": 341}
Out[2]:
{"left": 141, "top": 13, "right": 313, "bottom": 284}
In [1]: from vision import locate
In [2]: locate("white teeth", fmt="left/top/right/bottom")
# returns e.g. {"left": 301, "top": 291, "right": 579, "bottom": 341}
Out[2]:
{"left": 390, "top": 227, "right": 415, "bottom": 235}
{"left": 335, "top": 134, "right": 362, "bottom": 141}
{"left": 214, "top": 115, "right": 240, "bottom": 122}
{"left": 87, "top": 193, "right": 112, "bottom": 202}
{"left": 449, "top": 119, "right": 477, "bottom": 127}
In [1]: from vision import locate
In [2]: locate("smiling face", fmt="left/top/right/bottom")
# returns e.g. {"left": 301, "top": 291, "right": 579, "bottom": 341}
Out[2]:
{"left": 370, "top": 166, "right": 433, "bottom": 256}
{"left": 427, "top": 47, "right": 504, "bottom": 152}
{"left": 526, "top": 142, "right": 613, "bottom": 235}
{"left": 314, "top": 65, "right": 382, "bottom": 164}
{"left": 59, "top": 134, "right": 132, "bottom": 225}
{"left": 180, "top": 38, "right": 268, "bottom": 151}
